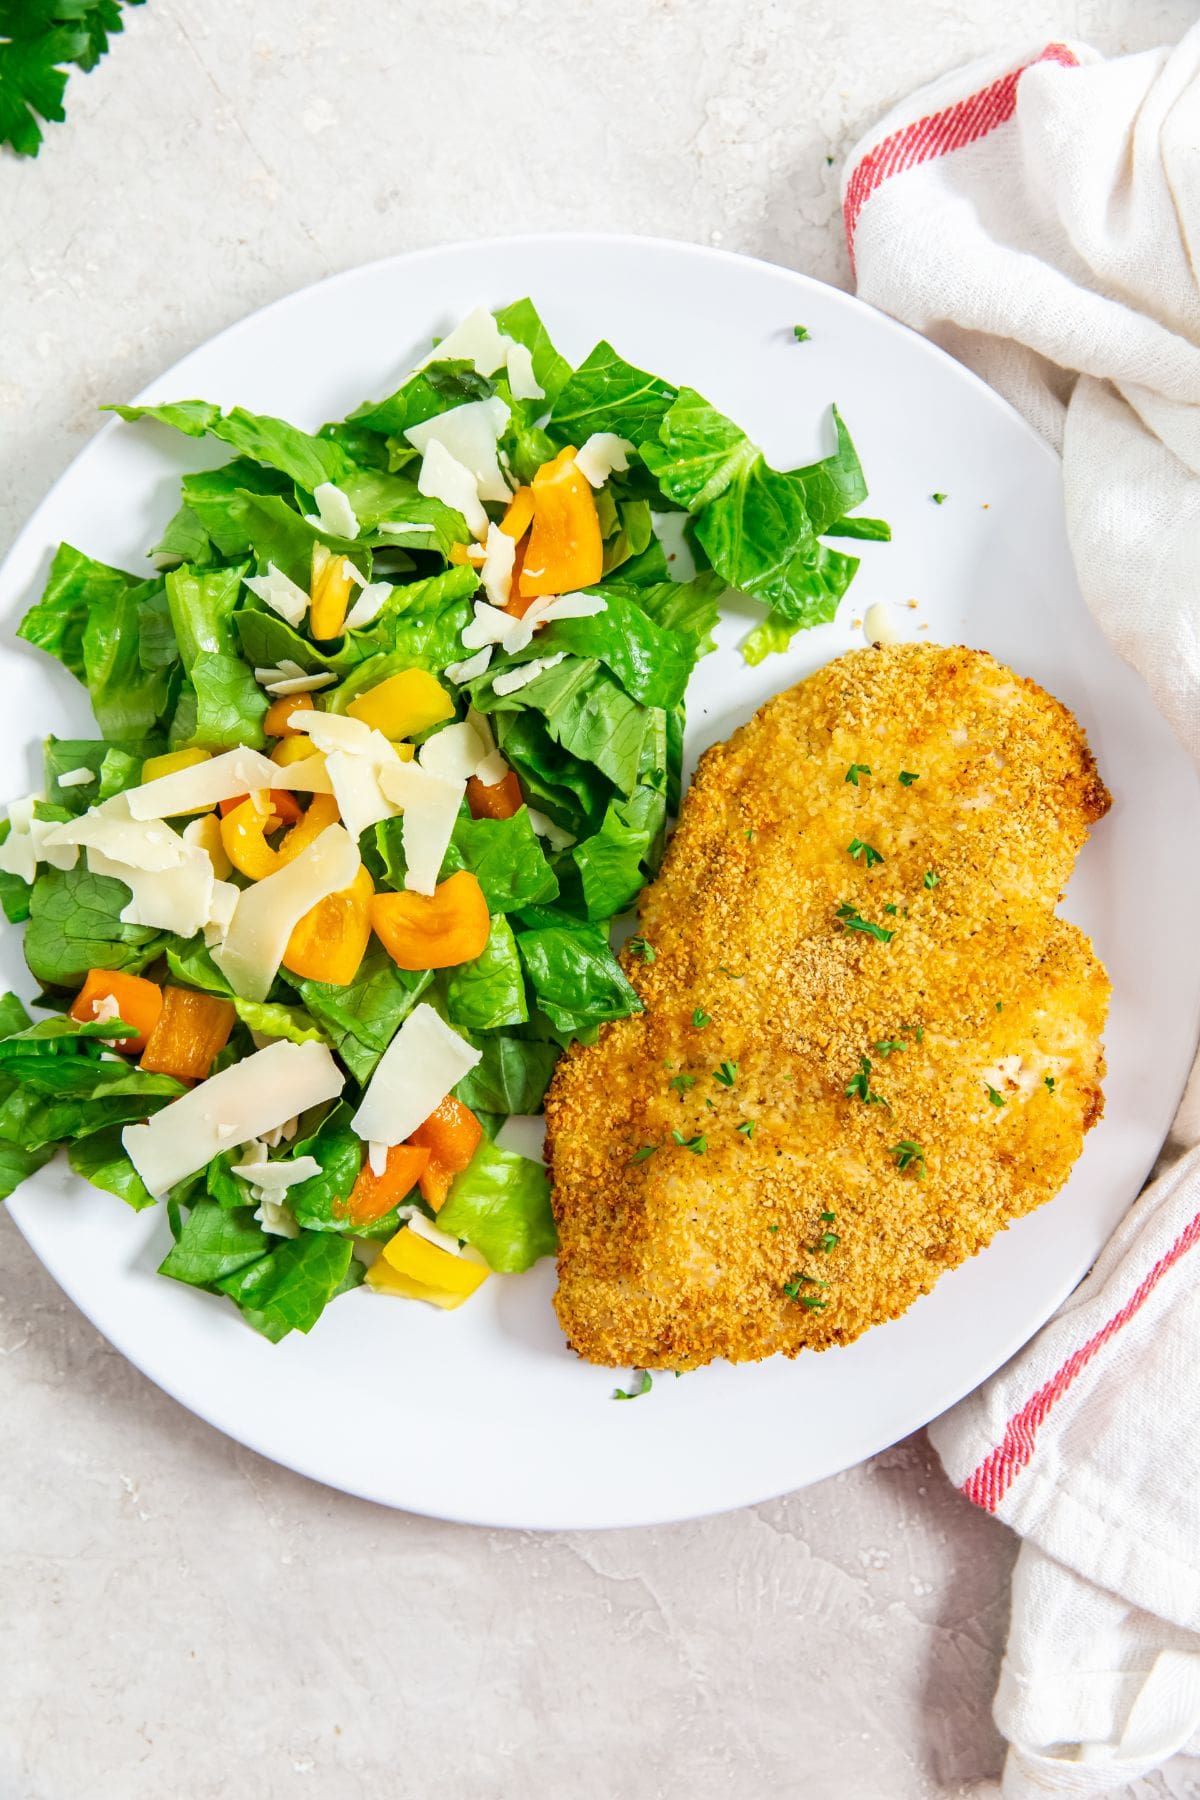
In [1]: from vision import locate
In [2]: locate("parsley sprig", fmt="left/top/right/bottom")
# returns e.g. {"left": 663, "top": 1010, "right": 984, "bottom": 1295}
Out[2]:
{"left": 835, "top": 903, "right": 894, "bottom": 944}
{"left": 845, "top": 1056, "right": 889, "bottom": 1108}
{"left": 848, "top": 837, "right": 885, "bottom": 868}
{"left": 889, "top": 1140, "right": 926, "bottom": 1176}
{"left": 713, "top": 1060, "right": 738, "bottom": 1088}
{"left": 613, "top": 1370, "right": 653, "bottom": 1401}
{"left": 0, "top": 0, "right": 145, "bottom": 158}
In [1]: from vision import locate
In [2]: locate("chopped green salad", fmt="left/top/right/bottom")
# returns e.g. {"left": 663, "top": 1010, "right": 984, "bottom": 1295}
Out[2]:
{"left": 0, "top": 299, "right": 883, "bottom": 1341}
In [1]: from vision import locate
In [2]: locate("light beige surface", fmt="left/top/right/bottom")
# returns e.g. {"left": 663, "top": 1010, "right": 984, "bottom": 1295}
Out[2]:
{"left": 3, "top": 4, "right": 1197, "bottom": 1796}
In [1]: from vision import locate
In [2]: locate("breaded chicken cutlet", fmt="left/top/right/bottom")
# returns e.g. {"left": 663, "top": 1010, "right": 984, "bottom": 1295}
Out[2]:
{"left": 545, "top": 642, "right": 1111, "bottom": 1370}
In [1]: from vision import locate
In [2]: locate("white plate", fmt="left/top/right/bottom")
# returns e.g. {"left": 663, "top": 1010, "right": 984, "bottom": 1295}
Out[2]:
{"left": 3, "top": 236, "right": 1198, "bottom": 1529}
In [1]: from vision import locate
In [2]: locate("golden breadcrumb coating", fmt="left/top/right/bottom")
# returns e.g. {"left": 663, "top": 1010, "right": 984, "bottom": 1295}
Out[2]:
{"left": 545, "top": 642, "right": 1111, "bottom": 1370}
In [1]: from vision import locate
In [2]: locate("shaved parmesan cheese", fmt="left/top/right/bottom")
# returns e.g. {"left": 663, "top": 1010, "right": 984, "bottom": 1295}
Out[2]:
{"left": 90, "top": 993, "right": 122, "bottom": 1024}
{"left": 466, "top": 708, "right": 509, "bottom": 788}
{"left": 230, "top": 1151, "right": 322, "bottom": 1192}
{"left": 262, "top": 670, "right": 337, "bottom": 696}
{"left": 460, "top": 599, "right": 521, "bottom": 652}
{"left": 377, "top": 760, "right": 464, "bottom": 895}
{"left": 266, "top": 753, "right": 335, "bottom": 796}
{"left": 122, "top": 1040, "right": 344, "bottom": 1196}
{"left": 88, "top": 842, "right": 215, "bottom": 938}
{"left": 214, "top": 824, "right": 360, "bottom": 1001}
{"left": 445, "top": 645, "right": 493, "bottom": 685}
{"left": 480, "top": 522, "right": 515, "bottom": 609}
{"left": 378, "top": 520, "right": 436, "bottom": 536}
{"left": 405, "top": 1211, "right": 487, "bottom": 1264}
{"left": 183, "top": 813, "right": 232, "bottom": 881}
{"left": 204, "top": 879, "right": 240, "bottom": 947}
{"left": 575, "top": 432, "right": 633, "bottom": 487}
{"left": 415, "top": 305, "right": 509, "bottom": 377}
{"left": 406, "top": 398, "right": 511, "bottom": 504}
{"left": 343, "top": 581, "right": 393, "bottom": 631}
{"left": 527, "top": 806, "right": 575, "bottom": 852}
{"left": 304, "top": 481, "right": 359, "bottom": 539}
{"left": 288, "top": 711, "right": 373, "bottom": 755}
{"left": 863, "top": 602, "right": 903, "bottom": 646}
{"left": 416, "top": 439, "right": 488, "bottom": 538}
{"left": 57, "top": 767, "right": 95, "bottom": 789}
{"left": 324, "top": 749, "right": 398, "bottom": 839}
{"left": 492, "top": 652, "right": 566, "bottom": 696}
{"left": 0, "top": 803, "right": 39, "bottom": 884}
{"left": 418, "top": 719, "right": 490, "bottom": 783}
{"left": 124, "top": 747, "right": 281, "bottom": 820}
{"left": 243, "top": 562, "right": 309, "bottom": 628}
{"left": 351, "top": 1004, "right": 480, "bottom": 1148}
{"left": 368, "top": 1140, "right": 389, "bottom": 1178}
{"left": 505, "top": 340, "right": 544, "bottom": 402}
{"left": 256, "top": 1199, "right": 300, "bottom": 1238}
{"left": 533, "top": 590, "right": 607, "bottom": 623}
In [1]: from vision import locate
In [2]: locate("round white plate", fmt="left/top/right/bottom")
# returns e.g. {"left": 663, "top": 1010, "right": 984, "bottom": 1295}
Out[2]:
{"left": 4, "top": 236, "right": 1198, "bottom": 1529}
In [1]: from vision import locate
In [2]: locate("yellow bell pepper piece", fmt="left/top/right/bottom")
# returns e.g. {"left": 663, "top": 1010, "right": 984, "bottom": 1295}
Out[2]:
{"left": 387, "top": 741, "right": 416, "bottom": 762}
{"left": 499, "top": 485, "right": 535, "bottom": 540}
{"left": 365, "top": 1258, "right": 464, "bottom": 1308}
{"left": 185, "top": 811, "right": 232, "bottom": 880}
{"left": 219, "top": 793, "right": 280, "bottom": 882}
{"left": 310, "top": 543, "right": 354, "bottom": 642}
{"left": 271, "top": 737, "right": 322, "bottom": 768}
{"left": 519, "top": 447, "right": 603, "bottom": 599}
{"left": 140, "top": 747, "right": 214, "bottom": 813}
{"left": 277, "top": 792, "right": 340, "bottom": 865}
{"left": 370, "top": 1227, "right": 489, "bottom": 1307}
{"left": 346, "top": 668, "right": 454, "bottom": 739}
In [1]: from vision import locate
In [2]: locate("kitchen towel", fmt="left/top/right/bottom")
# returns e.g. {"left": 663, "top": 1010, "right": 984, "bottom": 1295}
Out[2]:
{"left": 845, "top": 28, "right": 1200, "bottom": 1798}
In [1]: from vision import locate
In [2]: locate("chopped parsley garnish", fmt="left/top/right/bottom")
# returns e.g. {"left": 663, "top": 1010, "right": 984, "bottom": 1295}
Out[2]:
{"left": 845, "top": 1056, "right": 889, "bottom": 1107}
{"left": 1044, "top": 1075, "right": 1056, "bottom": 1093}
{"left": 820, "top": 1211, "right": 837, "bottom": 1223}
{"left": 848, "top": 837, "right": 885, "bottom": 868}
{"left": 671, "top": 1130, "right": 707, "bottom": 1154}
{"left": 845, "top": 763, "right": 872, "bottom": 786}
{"left": 717, "top": 964, "right": 744, "bottom": 979}
{"left": 923, "top": 869, "right": 939, "bottom": 889}
{"left": 629, "top": 1145, "right": 658, "bottom": 1163}
{"left": 793, "top": 324, "right": 810, "bottom": 341}
{"left": 898, "top": 771, "right": 920, "bottom": 786}
{"left": 713, "top": 1061, "right": 738, "bottom": 1087}
{"left": 931, "top": 493, "right": 947, "bottom": 504}
{"left": 782, "top": 1273, "right": 826, "bottom": 1301}
{"left": 884, "top": 903, "right": 898, "bottom": 916}
{"left": 669, "top": 1073, "right": 697, "bottom": 1095}
{"left": 801, "top": 1295, "right": 828, "bottom": 1311}
{"left": 613, "top": 1370, "right": 653, "bottom": 1401}
{"left": 628, "top": 937, "right": 656, "bottom": 962}
{"left": 889, "top": 1140, "right": 926, "bottom": 1176}
{"left": 873, "top": 1038, "right": 906, "bottom": 1056}
{"left": 744, "top": 827, "right": 755, "bottom": 841}
{"left": 985, "top": 1084, "right": 1006, "bottom": 1107}
{"left": 835, "top": 903, "right": 894, "bottom": 944}
{"left": 692, "top": 1007, "right": 712, "bottom": 1029}
{"left": 737, "top": 1119, "right": 756, "bottom": 1138}
{"left": 995, "top": 1001, "right": 1003, "bottom": 1013}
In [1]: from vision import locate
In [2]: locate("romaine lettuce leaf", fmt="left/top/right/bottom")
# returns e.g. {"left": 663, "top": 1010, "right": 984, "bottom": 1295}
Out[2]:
{"left": 296, "top": 944, "right": 432, "bottom": 1083}
{"left": 165, "top": 564, "right": 267, "bottom": 748}
{"left": 68, "top": 1125, "right": 156, "bottom": 1211}
{"left": 216, "top": 1228, "right": 354, "bottom": 1341}
{"left": 17, "top": 545, "right": 170, "bottom": 738}
{"left": 492, "top": 711, "right": 609, "bottom": 839}
{"left": 437, "top": 1138, "right": 556, "bottom": 1273}
{"left": 349, "top": 360, "right": 494, "bottom": 438}
{"left": 115, "top": 401, "right": 352, "bottom": 494}
{"left": 158, "top": 1200, "right": 269, "bottom": 1288}
{"left": 790, "top": 405, "right": 869, "bottom": 533}
{"left": 515, "top": 912, "right": 641, "bottom": 1039}
{"left": 272, "top": 1103, "right": 363, "bottom": 1234}
{"left": 24, "top": 866, "right": 166, "bottom": 987}
{"left": 479, "top": 656, "right": 648, "bottom": 799}
{"left": 444, "top": 916, "right": 527, "bottom": 1032}
{"left": 493, "top": 297, "right": 573, "bottom": 407}
{"left": 549, "top": 342, "right": 677, "bottom": 448}
{"left": 453, "top": 1032, "right": 559, "bottom": 1117}
{"left": 529, "top": 590, "right": 697, "bottom": 711}
{"left": 441, "top": 807, "right": 559, "bottom": 912}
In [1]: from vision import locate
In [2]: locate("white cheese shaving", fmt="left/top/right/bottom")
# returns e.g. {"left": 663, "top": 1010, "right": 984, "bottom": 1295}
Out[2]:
{"left": 527, "top": 806, "right": 575, "bottom": 852}
{"left": 863, "top": 602, "right": 904, "bottom": 647}
{"left": 533, "top": 590, "right": 608, "bottom": 624}
{"left": 458, "top": 589, "right": 606, "bottom": 660}
{"left": 288, "top": 711, "right": 372, "bottom": 755}
{"left": 444, "top": 645, "right": 494, "bottom": 685}
{"left": 122, "top": 1040, "right": 344, "bottom": 1197}
{"left": 243, "top": 562, "right": 310, "bottom": 629}
{"left": 479, "top": 522, "right": 515, "bottom": 609}
{"left": 89, "top": 993, "right": 122, "bottom": 1024}
{"left": 350, "top": 1004, "right": 481, "bottom": 1147}
{"left": 124, "top": 748, "right": 278, "bottom": 820}
{"left": 405, "top": 1211, "right": 487, "bottom": 1264}
{"left": 574, "top": 432, "right": 633, "bottom": 487}
{"left": 267, "top": 753, "right": 335, "bottom": 795}
{"left": 87, "top": 841, "right": 215, "bottom": 937}
{"left": 214, "top": 824, "right": 360, "bottom": 1001}
{"left": 182, "top": 813, "right": 233, "bottom": 882}
{"left": 323, "top": 748, "right": 399, "bottom": 839}
{"left": 263, "top": 670, "right": 337, "bottom": 696}
{"left": 57, "top": 767, "right": 95, "bottom": 789}
{"left": 255, "top": 1199, "right": 300, "bottom": 1238}
{"left": 343, "top": 580, "right": 393, "bottom": 631}
{"left": 230, "top": 1150, "right": 322, "bottom": 1192}
{"left": 505, "top": 340, "right": 544, "bottom": 402}
{"left": 368, "top": 1140, "right": 389, "bottom": 1178}
{"left": 376, "top": 760, "right": 464, "bottom": 895}
{"left": 417, "top": 719, "right": 490, "bottom": 783}
{"left": 377, "top": 521, "right": 436, "bottom": 537}
{"left": 466, "top": 708, "right": 510, "bottom": 788}
{"left": 415, "top": 305, "right": 509, "bottom": 377}
{"left": 304, "top": 481, "right": 359, "bottom": 539}
{"left": 203, "top": 879, "right": 240, "bottom": 948}
{"left": 416, "top": 439, "right": 488, "bottom": 538}
{"left": 406, "top": 397, "right": 510, "bottom": 504}
{"left": 492, "top": 652, "right": 566, "bottom": 697}
{"left": 460, "top": 599, "right": 521, "bottom": 653}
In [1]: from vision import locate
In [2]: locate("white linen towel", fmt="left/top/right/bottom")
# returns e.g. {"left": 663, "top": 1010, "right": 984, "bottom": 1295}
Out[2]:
{"left": 844, "top": 29, "right": 1200, "bottom": 1797}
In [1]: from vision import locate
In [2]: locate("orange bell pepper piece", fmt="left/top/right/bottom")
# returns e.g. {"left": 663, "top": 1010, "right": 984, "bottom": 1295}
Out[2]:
{"left": 310, "top": 544, "right": 354, "bottom": 642}
{"left": 408, "top": 1096, "right": 482, "bottom": 1213}
{"left": 277, "top": 792, "right": 341, "bottom": 864}
{"left": 499, "top": 486, "right": 535, "bottom": 540}
{"left": 518, "top": 447, "right": 603, "bottom": 600}
{"left": 337, "top": 1142, "right": 430, "bottom": 1228}
{"left": 217, "top": 789, "right": 304, "bottom": 823}
{"left": 70, "top": 969, "right": 163, "bottom": 1057}
{"left": 280, "top": 865, "right": 374, "bottom": 986}
{"left": 466, "top": 769, "right": 523, "bottom": 821}
{"left": 370, "top": 870, "right": 490, "bottom": 971}
{"left": 264, "top": 692, "right": 315, "bottom": 737}
{"left": 139, "top": 987, "right": 236, "bottom": 1081}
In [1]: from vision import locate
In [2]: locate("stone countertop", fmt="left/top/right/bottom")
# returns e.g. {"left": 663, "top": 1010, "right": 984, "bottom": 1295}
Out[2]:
{"left": 3, "top": 4, "right": 1197, "bottom": 1796}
